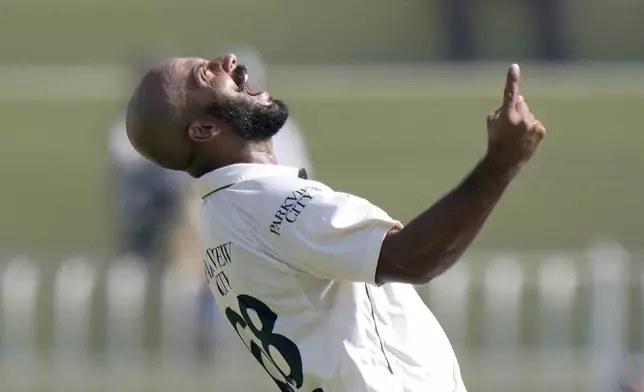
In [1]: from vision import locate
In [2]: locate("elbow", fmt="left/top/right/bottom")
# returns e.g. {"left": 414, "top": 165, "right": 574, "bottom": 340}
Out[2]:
{"left": 376, "top": 253, "right": 453, "bottom": 285}
{"left": 405, "top": 273, "right": 434, "bottom": 286}
{"left": 418, "top": 251, "right": 462, "bottom": 284}
{"left": 407, "top": 254, "right": 452, "bottom": 285}
{"left": 377, "top": 251, "right": 460, "bottom": 285}
{"left": 378, "top": 229, "right": 461, "bottom": 285}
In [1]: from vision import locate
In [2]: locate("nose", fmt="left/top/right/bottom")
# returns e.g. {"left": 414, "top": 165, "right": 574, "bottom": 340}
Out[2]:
{"left": 221, "top": 54, "right": 237, "bottom": 73}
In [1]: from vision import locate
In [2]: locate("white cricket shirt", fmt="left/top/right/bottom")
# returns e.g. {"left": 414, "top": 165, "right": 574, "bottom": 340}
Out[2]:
{"left": 195, "top": 163, "right": 466, "bottom": 392}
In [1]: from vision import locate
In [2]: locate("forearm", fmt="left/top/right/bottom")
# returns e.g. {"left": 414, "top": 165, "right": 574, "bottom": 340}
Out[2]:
{"left": 377, "top": 154, "right": 521, "bottom": 284}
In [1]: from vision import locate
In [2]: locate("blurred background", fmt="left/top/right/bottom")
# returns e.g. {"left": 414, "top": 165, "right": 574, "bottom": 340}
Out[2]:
{"left": 1, "top": 0, "right": 644, "bottom": 390}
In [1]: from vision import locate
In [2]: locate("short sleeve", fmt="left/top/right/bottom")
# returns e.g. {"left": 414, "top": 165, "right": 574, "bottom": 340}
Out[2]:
{"left": 271, "top": 188, "right": 401, "bottom": 285}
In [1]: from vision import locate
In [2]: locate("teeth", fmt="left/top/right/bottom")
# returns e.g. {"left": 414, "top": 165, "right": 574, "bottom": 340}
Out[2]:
{"left": 244, "top": 74, "right": 249, "bottom": 83}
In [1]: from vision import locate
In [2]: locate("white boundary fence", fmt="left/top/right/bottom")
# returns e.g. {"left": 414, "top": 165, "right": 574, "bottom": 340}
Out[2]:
{"left": 0, "top": 241, "right": 643, "bottom": 391}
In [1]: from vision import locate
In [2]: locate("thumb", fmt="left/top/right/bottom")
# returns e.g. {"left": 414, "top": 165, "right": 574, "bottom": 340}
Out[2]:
{"left": 503, "top": 64, "right": 521, "bottom": 109}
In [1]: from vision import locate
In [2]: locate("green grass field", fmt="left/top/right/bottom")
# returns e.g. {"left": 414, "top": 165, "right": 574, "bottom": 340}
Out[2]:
{"left": 2, "top": 64, "right": 643, "bottom": 258}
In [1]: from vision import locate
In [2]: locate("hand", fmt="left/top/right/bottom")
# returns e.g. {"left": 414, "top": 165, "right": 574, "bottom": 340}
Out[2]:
{"left": 486, "top": 64, "right": 546, "bottom": 168}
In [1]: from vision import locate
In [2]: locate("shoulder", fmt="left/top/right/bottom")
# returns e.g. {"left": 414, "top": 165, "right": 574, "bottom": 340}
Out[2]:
{"left": 224, "top": 175, "right": 330, "bottom": 213}
{"left": 201, "top": 173, "right": 330, "bottom": 229}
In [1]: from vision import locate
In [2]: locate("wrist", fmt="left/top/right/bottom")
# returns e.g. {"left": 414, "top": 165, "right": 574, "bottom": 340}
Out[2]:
{"left": 480, "top": 153, "right": 523, "bottom": 182}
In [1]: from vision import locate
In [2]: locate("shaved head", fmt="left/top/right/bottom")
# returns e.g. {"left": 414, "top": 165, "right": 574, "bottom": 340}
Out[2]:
{"left": 126, "top": 59, "right": 193, "bottom": 170}
{"left": 126, "top": 54, "right": 289, "bottom": 176}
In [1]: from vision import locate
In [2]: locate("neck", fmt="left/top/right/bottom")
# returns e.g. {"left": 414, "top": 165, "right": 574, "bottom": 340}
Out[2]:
{"left": 189, "top": 140, "right": 277, "bottom": 178}
{"left": 246, "top": 140, "right": 277, "bottom": 164}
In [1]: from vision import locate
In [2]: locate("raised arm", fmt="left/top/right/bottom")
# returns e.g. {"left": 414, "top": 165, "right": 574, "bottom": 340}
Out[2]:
{"left": 376, "top": 64, "right": 546, "bottom": 285}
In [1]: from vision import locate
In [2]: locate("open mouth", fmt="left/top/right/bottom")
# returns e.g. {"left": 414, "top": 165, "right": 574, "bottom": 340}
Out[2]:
{"left": 232, "top": 65, "right": 264, "bottom": 97}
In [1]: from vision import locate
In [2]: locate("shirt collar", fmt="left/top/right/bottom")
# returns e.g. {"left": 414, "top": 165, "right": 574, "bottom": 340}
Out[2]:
{"left": 196, "top": 163, "right": 308, "bottom": 199}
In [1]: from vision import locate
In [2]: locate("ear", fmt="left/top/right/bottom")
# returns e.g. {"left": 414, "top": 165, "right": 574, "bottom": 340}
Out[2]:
{"left": 187, "top": 120, "right": 218, "bottom": 141}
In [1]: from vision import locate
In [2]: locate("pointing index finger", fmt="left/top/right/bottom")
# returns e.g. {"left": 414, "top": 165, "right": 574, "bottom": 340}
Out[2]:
{"left": 503, "top": 63, "right": 521, "bottom": 109}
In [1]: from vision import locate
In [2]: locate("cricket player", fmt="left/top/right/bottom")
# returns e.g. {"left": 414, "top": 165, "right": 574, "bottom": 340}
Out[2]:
{"left": 125, "top": 54, "right": 546, "bottom": 391}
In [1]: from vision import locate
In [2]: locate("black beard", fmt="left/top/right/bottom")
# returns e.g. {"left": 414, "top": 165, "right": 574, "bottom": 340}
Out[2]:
{"left": 205, "top": 98, "right": 289, "bottom": 141}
